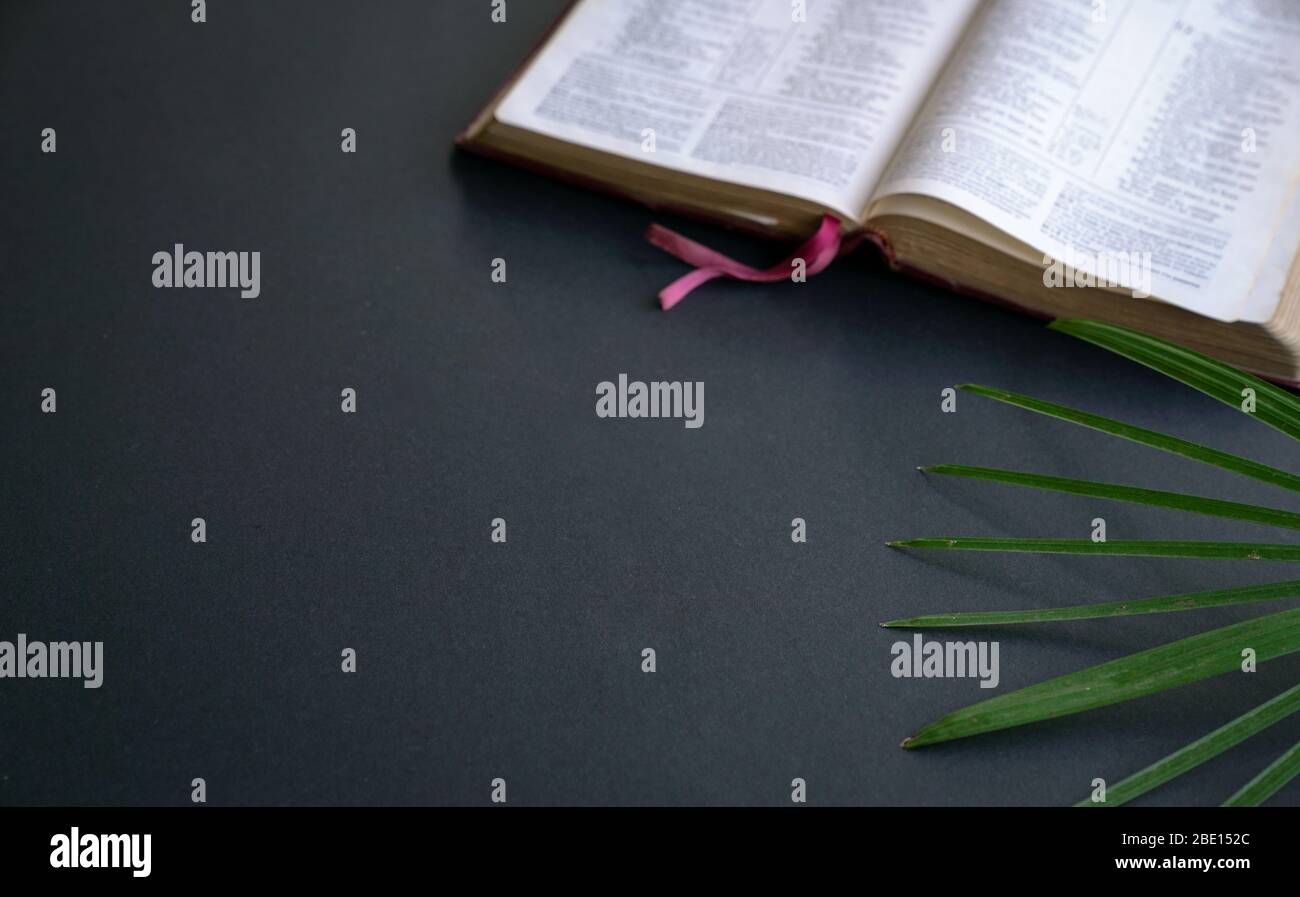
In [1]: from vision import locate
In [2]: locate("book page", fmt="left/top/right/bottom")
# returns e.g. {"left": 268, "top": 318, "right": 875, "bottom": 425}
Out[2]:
{"left": 871, "top": 0, "right": 1300, "bottom": 322}
{"left": 495, "top": 0, "right": 979, "bottom": 219}
{"left": 1240, "top": 178, "right": 1300, "bottom": 323}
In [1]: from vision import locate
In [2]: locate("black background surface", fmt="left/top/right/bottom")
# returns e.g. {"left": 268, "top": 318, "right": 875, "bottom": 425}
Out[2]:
{"left": 2, "top": 0, "right": 1298, "bottom": 806}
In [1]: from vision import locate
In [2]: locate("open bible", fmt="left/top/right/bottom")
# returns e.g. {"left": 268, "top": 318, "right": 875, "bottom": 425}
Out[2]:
{"left": 459, "top": 0, "right": 1300, "bottom": 381}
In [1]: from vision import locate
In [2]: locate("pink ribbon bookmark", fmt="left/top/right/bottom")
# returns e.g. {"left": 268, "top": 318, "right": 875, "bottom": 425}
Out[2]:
{"left": 646, "top": 214, "right": 844, "bottom": 310}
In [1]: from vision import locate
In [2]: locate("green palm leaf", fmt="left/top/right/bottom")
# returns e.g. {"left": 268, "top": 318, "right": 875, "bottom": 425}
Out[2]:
{"left": 896, "top": 319, "right": 1300, "bottom": 804}
{"left": 957, "top": 384, "right": 1300, "bottom": 495}
{"left": 903, "top": 607, "right": 1300, "bottom": 749}
{"left": 888, "top": 538, "right": 1300, "bottom": 561}
{"left": 1222, "top": 738, "right": 1300, "bottom": 806}
{"left": 881, "top": 579, "right": 1300, "bottom": 627}
{"left": 921, "top": 464, "right": 1300, "bottom": 531}
{"left": 1050, "top": 319, "right": 1300, "bottom": 442}
{"left": 1077, "top": 682, "right": 1300, "bottom": 806}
